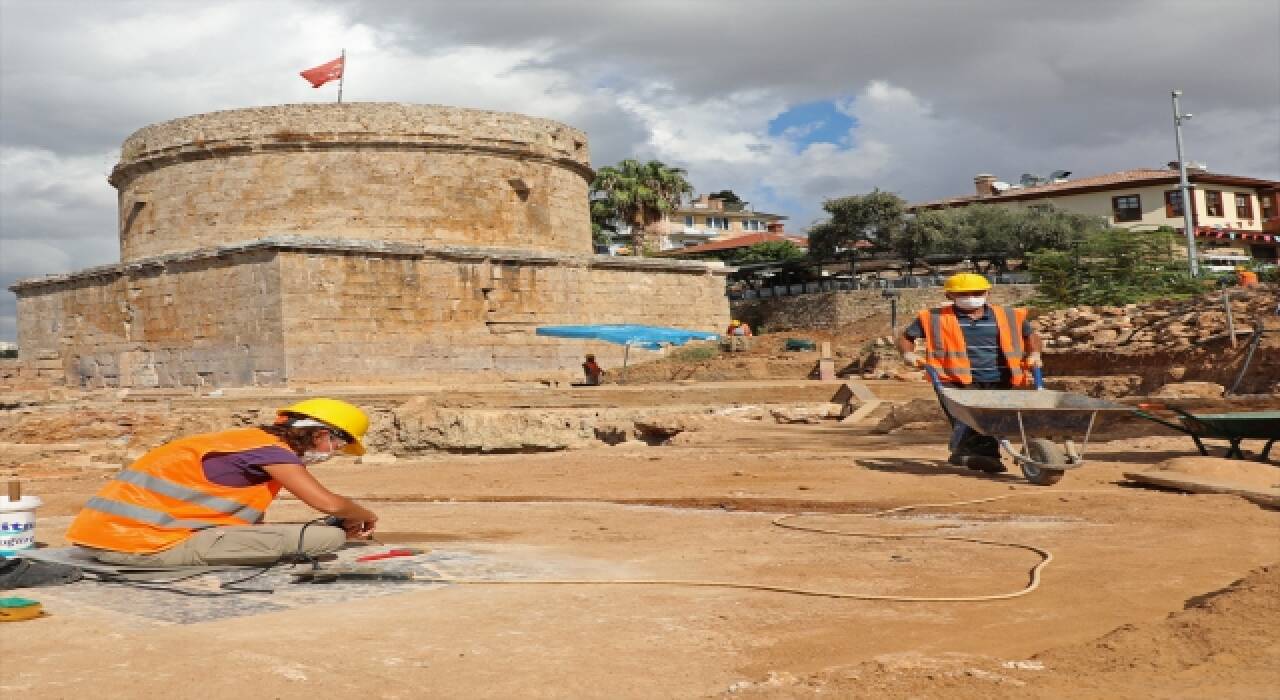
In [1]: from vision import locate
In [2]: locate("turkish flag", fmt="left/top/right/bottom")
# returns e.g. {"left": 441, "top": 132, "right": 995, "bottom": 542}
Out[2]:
{"left": 300, "top": 56, "right": 344, "bottom": 88}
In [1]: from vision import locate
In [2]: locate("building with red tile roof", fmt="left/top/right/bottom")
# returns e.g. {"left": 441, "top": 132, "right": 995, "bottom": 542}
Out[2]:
{"left": 652, "top": 232, "right": 807, "bottom": 258}
{"left": 909, "top": 164, "right": 1280, "bottom": 262}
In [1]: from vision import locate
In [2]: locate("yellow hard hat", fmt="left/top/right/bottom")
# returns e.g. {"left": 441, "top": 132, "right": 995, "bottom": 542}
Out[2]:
{"left": 944, "top": 273, "right": 992, "bottom": 293}
{"left": 277, "top": 398, "right": 369, "bottom": 455}
{"left": 730, "top": 319, "right": 741, "bottom": 325}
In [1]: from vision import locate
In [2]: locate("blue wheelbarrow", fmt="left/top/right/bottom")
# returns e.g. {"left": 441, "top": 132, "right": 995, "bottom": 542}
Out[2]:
{"left": 925, "top": 367, "right": 1134, "bottom": 485}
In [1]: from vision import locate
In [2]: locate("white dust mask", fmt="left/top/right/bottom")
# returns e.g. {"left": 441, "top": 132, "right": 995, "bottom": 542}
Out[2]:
{"left": 953, "top": 295, "right": 987, "bottom": 310}
{"left": 301, "top": 450, "right": 335, "bottom": 465}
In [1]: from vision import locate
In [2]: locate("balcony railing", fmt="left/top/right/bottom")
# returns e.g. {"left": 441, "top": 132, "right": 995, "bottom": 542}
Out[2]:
{"left": 728, "top": 273, "right": 1032, "bottom": 300}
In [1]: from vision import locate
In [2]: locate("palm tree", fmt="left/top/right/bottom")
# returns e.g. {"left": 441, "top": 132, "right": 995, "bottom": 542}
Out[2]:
{"left": 590, "top": 159, "right": 693, "bottom": 254}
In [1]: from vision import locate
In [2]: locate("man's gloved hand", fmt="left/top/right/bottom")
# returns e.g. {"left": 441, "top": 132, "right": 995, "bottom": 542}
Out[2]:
{"left": 901, "top": 351, "right": 923, "bottom": 367}
{"left": 1026, "top": 351, "right": 1043, "bottom": 368}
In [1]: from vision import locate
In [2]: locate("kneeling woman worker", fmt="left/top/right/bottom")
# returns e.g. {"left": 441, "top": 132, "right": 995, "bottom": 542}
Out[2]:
{"left": 66, "top": 398, "right": 379, "bottom": 567}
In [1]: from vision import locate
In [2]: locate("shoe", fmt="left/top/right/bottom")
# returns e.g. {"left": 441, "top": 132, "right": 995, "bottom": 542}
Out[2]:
{"left": 947, "top": 453, "right": 1007, "bottom": 473}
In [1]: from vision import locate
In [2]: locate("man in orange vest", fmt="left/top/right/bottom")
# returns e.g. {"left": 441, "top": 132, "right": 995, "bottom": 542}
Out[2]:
{"left": 1235, "top": 266, "right": 1259, "bottom": 288}
{"left": 895, "top": 273, "right": 1043, "bottom": 472}
{"left": 66, "top": 398, "right": 379, "bottom": 567}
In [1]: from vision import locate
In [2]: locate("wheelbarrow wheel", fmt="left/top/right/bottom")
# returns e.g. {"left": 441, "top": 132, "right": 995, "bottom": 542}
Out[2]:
{"left": 1022, "top": 438, "right": 1066, "bottom": 486}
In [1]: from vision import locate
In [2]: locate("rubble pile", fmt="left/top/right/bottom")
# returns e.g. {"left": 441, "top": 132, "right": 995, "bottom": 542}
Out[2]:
{"left": 1038, "top": 288, "right": 1277, "bottom": 353}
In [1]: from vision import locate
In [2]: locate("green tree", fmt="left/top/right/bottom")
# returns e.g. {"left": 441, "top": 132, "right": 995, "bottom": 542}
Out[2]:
{"left": 893, "top": 209, "right": 963, "bottom": 269}
{"left": 890, "top": 203, "right": 1105, "bottom": 272}
{"left": 708, "top": 189, "right": 744, "bottom": 210}
{"left": 1030, "top": 227, "right": 1204, "bottom": 307}
{"left": 590, "top": 159, "right": 693, "bottom": 254}
{"left": 730, "top": 240, "right": 806, "bottom": 264}
{"left": 806, "top": 190, "right": 906, "bottom": 260}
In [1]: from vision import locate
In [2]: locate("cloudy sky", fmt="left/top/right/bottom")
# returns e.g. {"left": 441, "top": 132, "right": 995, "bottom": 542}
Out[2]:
{"left": 1, "top": 0, "right": 1278, "bottom": 341}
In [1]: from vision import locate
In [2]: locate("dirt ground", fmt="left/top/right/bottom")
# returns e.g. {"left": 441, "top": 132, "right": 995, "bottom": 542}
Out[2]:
{"left": 2, "top": 381, "right": 1278, "bottom": 699}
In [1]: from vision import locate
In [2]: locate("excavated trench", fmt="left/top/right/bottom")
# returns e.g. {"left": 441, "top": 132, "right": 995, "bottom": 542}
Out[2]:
{"left": 1048, "top": 345, "right": 1279, "bottom": 395}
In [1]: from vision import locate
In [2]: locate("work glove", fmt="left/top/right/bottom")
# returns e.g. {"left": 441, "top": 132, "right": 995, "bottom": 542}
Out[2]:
{"left": 901, "top": 351, "right": 923, "bottom": 367}
{"left": 1026, "top": 351, "right": 1043, "bottom": 369}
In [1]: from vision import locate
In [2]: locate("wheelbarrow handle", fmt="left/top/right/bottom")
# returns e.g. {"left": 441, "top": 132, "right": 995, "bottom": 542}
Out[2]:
{"left": 923, "top": 364, "right": 943, "bottom": 390}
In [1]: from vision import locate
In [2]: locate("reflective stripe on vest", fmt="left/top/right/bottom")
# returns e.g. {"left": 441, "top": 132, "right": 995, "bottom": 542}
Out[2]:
{"left": 111, "top": 470, "right": 265, "bottom": 524}
{"left": 81, "top": 497, "right": 225, "bottom": 531}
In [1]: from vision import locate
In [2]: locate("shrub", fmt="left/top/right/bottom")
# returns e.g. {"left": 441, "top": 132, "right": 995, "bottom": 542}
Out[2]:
{"left": 1029, "top": 227, "right": 1207, "bottom": 308}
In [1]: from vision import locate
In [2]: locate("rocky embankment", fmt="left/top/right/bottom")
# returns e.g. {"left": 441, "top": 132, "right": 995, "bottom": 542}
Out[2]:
{"left": 1037, "top": 287, "right": 1277, "bottom": 352}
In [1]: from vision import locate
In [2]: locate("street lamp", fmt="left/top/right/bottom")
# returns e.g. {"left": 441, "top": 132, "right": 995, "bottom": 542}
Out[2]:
{"left": 1171, "top": 90, "right": 1200, "bottom": 277}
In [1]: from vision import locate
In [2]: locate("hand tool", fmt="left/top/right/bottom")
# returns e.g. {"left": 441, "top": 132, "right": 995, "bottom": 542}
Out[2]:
{"left": 355, "top": 547, "right": 426, "bottom": 563}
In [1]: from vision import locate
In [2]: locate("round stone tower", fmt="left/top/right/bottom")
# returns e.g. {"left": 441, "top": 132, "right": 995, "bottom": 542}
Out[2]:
{"left": 109, "top": 103, "right": 594, "bottom": 261}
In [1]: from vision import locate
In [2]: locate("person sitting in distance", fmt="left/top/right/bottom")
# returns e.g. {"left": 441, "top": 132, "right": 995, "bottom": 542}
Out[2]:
{"left": 582, "top": 354, "right": 605, "bottom": 385}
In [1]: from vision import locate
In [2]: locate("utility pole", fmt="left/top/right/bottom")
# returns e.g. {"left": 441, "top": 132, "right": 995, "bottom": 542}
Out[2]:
{"left": 1171, "top": 90, "right": 1199, "bottom": 277}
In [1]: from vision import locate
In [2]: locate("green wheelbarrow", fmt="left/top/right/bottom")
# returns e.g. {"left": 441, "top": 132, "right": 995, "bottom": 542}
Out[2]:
{"left": 1137, "top": 404, "right": 1280, "bottom": 462}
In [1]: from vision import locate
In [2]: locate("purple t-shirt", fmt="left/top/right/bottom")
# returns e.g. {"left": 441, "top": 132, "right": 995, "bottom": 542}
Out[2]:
{"left": 202, "top": 446, "right": 303, "bottom": 487}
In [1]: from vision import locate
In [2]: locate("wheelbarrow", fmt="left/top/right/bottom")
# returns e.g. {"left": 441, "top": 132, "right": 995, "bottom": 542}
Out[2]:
{"left": 1135, "top": 404, "right": 1280, "bottom": 462}
{"left": 925, "top": 367, "right": 1134, "bottom": 485}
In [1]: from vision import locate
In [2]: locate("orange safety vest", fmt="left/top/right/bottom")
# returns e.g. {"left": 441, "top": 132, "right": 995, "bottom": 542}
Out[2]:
{"left": 66, "top": 428, "right": 291, "bottom": 553}
{"left": 1237, "top": 270, "right": 1259, "bottom": 287}
{"left": 917, "top": 304, "right": 1030, "bottom": 387}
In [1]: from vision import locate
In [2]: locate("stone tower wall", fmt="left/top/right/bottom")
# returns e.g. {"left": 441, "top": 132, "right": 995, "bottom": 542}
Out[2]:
{"left": 13, "top": 239, "right": 729, "bottom": 388}
{"left": 14, "top": 250, "right": 287, "bottom": 387}
{"left": 278, "top": 248, "right": 729, "bottom": 383}
{"left": 110, "top": 104, "right": 593, "bottom": 262}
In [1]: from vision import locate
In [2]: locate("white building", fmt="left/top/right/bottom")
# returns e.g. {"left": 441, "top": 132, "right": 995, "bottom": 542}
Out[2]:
{"left": 910, "top": 164, "right": 1280, "bottom": 263}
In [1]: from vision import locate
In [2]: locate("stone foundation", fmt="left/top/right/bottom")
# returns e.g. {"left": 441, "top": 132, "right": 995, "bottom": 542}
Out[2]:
{"left": 12, "top": 238, "right": 728, "bottom": 388}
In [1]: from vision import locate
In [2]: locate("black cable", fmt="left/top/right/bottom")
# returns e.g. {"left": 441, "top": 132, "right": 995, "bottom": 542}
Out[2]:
{"left": 95, "top": 517, "right": 335, "bottom": 596}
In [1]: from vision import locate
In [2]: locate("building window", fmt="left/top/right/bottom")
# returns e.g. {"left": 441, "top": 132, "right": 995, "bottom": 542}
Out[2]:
{"left": 684, "top": 215, "right": 694, "bottom": 228}
{"left": 1234, "top": 193, "right": 1253, "bottom": 219}
{"left": 706, "top": 216, "right": 728, "bottom": 230}
{"left": 1164, "top": 190, "right": 1186, "bottom": 217}
{"left": 1261, "top": 195, "right": 1275, "bottom": 220}
{"left": 1111, "top": 194, "right": 1141, "bottom": 222}
{"left": 1205, "top": 190, "right": 1223, "bottom": 217}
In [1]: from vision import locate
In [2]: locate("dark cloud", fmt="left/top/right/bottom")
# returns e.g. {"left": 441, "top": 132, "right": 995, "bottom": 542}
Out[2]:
{"left": 1, "top": 0, "right": 1277, "bottom": 341}
{"left": 338, "top": 0, "right": 1280, "bottom": 149}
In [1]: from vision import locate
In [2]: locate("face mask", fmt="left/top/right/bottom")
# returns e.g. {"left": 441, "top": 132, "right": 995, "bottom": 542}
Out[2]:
{"left": 301, "top": 450, "right": 335, "bottom": 465}
{"left": 954, "top": 295, "right": 987, "bottom": 310}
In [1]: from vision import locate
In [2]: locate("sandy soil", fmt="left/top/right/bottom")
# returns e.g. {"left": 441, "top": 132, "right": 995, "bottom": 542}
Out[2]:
{"left": 2, "top": 386, "right": 1278, "bottom": 699}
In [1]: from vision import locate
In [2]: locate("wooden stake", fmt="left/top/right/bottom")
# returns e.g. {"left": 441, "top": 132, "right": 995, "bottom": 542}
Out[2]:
{"left": 6, "top": 481, "right": 20, "bottom": 503}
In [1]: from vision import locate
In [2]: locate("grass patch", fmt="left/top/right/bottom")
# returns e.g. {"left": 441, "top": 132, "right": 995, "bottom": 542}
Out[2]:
{"left": 669, "top": 343, "right": 720, "bottom": 363}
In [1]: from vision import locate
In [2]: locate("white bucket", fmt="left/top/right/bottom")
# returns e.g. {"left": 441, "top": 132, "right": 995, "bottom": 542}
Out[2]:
{"left": 0, "top": 496, "right": 42, "bottom": 555}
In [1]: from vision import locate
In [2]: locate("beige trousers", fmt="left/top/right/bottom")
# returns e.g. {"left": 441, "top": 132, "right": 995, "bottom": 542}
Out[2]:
{"left": 91, "top": 524, "right": 346, "bottom": 567}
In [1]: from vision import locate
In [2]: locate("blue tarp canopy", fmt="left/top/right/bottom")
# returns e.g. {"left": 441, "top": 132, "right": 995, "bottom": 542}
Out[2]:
{"left": 535, "top": 324, "right": 720, "bottom": 350}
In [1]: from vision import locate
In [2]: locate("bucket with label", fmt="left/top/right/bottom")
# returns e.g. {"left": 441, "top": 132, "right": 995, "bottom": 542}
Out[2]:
{"left": 0, "top": 496, "right": 42, "bottom": 556}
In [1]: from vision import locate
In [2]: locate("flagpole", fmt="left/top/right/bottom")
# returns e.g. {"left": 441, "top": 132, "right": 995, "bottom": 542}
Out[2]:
{"left": 337, "top": 48, "right": 345, "bottom": 104}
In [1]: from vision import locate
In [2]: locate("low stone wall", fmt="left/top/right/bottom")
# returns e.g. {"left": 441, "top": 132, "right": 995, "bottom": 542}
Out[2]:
{"left": 731, "top": 285, "right": 1038, "bottom": 333}
{"left": 11, "top": 237, "right": 729, "bottom": 388}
